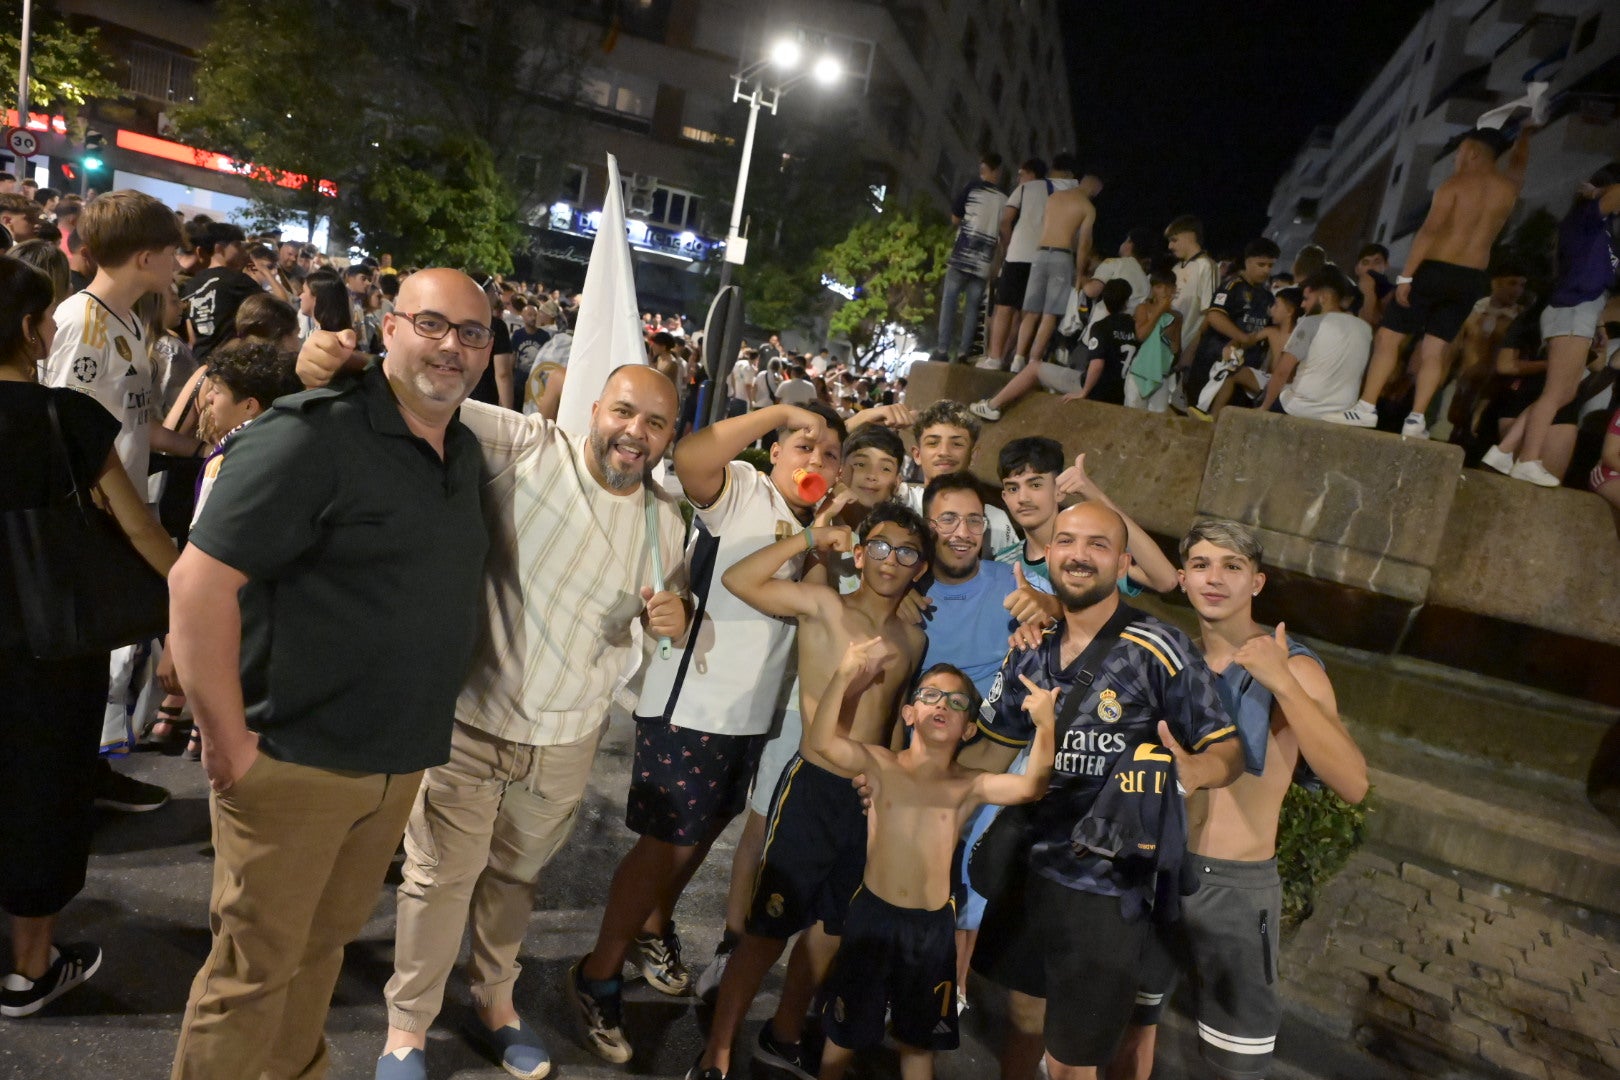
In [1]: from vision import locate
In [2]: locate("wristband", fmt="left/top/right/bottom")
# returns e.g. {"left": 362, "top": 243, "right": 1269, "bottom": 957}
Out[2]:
{"left": 804, "top": 527, "right": 815, "bottom": 552}
{"left": 1396, "top": 275, "right": 1413, "bottom": 285}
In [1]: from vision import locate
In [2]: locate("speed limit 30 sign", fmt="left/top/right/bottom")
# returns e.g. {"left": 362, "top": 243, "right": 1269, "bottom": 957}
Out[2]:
{"left": 5, "top": 128, "right": 41, "bottom": 158}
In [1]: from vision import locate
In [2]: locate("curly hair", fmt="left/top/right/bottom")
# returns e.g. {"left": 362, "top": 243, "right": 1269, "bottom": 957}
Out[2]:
{"left": 910, "top": 399, "right": 981, "bottom": 445}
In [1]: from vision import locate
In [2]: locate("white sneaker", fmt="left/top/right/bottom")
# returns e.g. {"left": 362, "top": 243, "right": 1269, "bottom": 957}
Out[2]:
{"left": 1481, "top": 446, "right": 1515, "bottom": 474}
{"left": 974, "top": 356, "right": 1004, "bottom": 370}
{"left": 1337, "top": 402, "right": 1378, "bottom": 428}
{"left": 1401, "top": 414, "right": 1430, "bottom": 439}
{"left": 969, "top": 400, "right": 1002, "bottom": 422}
{"left": 1009, "top": 356, "right": 1027, "bottom": 374}
{"left": 1510, "top": 460, "right": 1561, "bottom": 487}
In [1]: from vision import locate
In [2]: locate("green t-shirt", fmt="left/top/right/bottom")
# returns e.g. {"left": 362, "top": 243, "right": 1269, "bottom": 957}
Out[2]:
{"left": 187, "top": 365, "right": 489, "bottom": 773}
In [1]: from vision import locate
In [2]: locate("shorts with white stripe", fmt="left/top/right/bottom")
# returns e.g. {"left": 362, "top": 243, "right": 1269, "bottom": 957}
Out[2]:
{"left": 1183, "top": 856, "right": 1283, "bottom": 1080}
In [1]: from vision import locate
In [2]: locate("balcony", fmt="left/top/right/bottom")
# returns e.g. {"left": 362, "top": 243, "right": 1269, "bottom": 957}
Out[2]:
{"left": 1488, "top": 14, "right": 1575, "bottom": 94}
{"left": 1464, "top": 0, "right": 1536, "bottom": 59}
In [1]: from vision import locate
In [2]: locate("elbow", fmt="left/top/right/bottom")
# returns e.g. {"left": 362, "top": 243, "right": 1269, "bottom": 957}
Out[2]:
{"left": 1335, "top": 763, "right": 1371, "bottom": 806}
{"left": 1145, "top": 568, "right": 1179, "bottom": 594}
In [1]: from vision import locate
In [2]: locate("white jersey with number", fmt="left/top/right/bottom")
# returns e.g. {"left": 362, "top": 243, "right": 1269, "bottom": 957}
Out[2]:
{"left": 41, "top": 291, "right": 154, "bottom": 485}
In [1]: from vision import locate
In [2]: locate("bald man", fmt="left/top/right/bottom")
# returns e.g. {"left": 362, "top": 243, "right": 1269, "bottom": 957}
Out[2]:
{"left": 297, "top": 338, "right": 691, "bottom": 1080}
{"left": 970, "top": 502, "right": 1243, "bottom": 1080}
{"left": 169, "top": 268, "right": 494, "bottom": 1080}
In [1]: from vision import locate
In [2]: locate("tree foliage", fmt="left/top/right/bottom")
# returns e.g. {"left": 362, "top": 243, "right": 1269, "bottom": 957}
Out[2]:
{"left": 176, "top": 0, "right": 590, "bottom": 256}
{"left": 823, "top": 200, "right": 953, "bottom": 355}
{"left": 1277, "top": 783, "right": 1368, "bottom": 926}
{"left": 358, "top": 134, "right": 522, "bottom": 273}
{"left": 0, "top": 0, "right": 118, "bottom": 114}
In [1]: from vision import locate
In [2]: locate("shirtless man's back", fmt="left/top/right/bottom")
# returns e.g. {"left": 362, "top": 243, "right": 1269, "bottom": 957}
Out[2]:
{"left": 1341, "top": 124, "right": 1535, "bottom": 437}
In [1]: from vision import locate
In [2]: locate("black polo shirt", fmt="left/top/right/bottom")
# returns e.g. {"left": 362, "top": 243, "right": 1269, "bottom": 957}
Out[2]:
{"left": 187, "top": 364, "right": 488, "bottom": 774}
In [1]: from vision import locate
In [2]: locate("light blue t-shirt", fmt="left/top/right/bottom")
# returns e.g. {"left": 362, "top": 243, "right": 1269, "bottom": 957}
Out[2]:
{"left": 920, "top": 559, "right": 1019, "bottom": 699}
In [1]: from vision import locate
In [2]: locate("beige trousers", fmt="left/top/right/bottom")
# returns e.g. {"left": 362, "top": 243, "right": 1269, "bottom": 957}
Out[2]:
{"left": 384, "top": 719, "right": 604, "bottom": 1032}
{"left": 171, "top": 753, "right": 422, "bottom": 1080}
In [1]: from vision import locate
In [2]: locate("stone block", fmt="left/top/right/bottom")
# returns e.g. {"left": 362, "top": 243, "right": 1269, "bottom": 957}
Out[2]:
{"left": 1401, "top": 861, "right": 1464, "bottom": 900}
{"left": 1367, "top": 873, "right": 1430, "bottom": 911}
{"left": 1197, "top": 409, "right": 1463, "bottom": 600}
{"left": 1388, "top": 962, "right": 1458, "bottom": 1011}
{"left": 1412, "top": 1010, "right": 1481, "bottom": 1057}
{"left": 1430, "top": 468, "right": 1620, "bottom": 646}
{"left": 901, "top": 362, "right": 1214, "bottom": 539}
{"left": 1480, "top": 1035, "right": 1552, "bottom": 1079}
{"left": 1497, "top": 978, "right": 1572, "bottom": 1017}
{"left": 1381, "top": 976, "right": 1455, "bottom": 1019}
{"left": 1460, "top": 988, "right": 1528, "bottom": 1033}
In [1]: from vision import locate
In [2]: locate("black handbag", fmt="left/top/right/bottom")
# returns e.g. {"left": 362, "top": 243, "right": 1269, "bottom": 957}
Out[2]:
{"left": 2, "top": 396, "right": 170, "bottom": 659}
{"left": 966, "top": 605, "right": 1136, "bottom": 901}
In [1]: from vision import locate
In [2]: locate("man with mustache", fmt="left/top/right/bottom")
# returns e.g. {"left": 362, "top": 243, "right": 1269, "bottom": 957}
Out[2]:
{"left": 295, "top": 338, "right": 690, "bottom": 1080}
{"left": 970, "top": 502, "right": 1243, "bottom": 1080}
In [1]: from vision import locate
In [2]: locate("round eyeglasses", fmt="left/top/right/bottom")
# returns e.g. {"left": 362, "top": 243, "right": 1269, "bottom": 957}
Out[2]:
{"left": 864, "top": 538, "right": 922, "bottom": 566}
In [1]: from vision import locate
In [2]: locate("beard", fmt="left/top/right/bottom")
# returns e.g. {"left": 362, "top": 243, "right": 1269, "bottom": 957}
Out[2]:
{"left": 590, "top": 428, "right": 652, "bottom": 490}
{"left": 1050, "top": 559, "right": 1117, "bottom": 612}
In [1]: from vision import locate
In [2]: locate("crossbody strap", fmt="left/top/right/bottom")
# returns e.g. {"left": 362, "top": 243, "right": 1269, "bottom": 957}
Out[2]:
{"left": 1052, "top": 603, "right": 1138, "bottom": 727}
{"left": 43, "top": 394, "right": 91, "bottom": 516}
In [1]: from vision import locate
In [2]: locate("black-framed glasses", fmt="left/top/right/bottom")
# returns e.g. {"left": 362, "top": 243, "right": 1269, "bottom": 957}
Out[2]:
{"left": 931, "top": 512, "right": 988, "bottom": 534}
{"left": 394, "top": 310, "right": 494, "bottom": 349}
{"left": 864, "top": 538, "right": 922, "bottom": 566}
{"left": 913, "top": 686, "right": 972, "bottom": 712}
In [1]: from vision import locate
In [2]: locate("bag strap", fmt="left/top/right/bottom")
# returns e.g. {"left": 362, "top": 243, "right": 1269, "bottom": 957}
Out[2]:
{"left": 1053, "top": 602, "right": 1138, "bottom": 727}
{"left": 44, "top": 394, "right": 91, "bottom": 515}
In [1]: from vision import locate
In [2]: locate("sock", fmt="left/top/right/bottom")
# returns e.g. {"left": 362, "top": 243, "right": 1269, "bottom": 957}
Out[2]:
{"left": 718, "top": 928, "right": 741, "bottom": 953}
{"left": 1405, "top": 411, "right": 1424, "bottom": 425}
{"left": 1356, "top": 399, "right": 1375, "bottom": 413}
{"left": 582, "top": 971, "right": 621, "bottom": 998}
{"left": 1014, "top": 355, "right": 1027, "bottom": 366}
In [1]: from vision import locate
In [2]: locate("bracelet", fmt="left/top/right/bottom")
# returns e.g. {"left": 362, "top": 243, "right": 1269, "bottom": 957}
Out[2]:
{"left": 1396, "top": 275, "right": 1413, "bottom": 285}
{"left": 803, "top": 527, "right": 815, "bottom": 552}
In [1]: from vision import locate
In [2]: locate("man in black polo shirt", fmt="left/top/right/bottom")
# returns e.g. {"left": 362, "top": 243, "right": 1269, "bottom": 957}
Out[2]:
{"left": 166, "top": 268, "right": 492, "bottom": 1080}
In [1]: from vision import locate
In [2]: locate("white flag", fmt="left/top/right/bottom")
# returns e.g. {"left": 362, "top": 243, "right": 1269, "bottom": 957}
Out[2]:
{"left": 557, "top": 153, "right": 648, "bottom": 436}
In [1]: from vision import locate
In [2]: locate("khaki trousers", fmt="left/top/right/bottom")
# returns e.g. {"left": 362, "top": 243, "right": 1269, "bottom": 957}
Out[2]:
{"left": 385, "top": 719, "right": 603, "bottom": 1032}
{"left": 171, "top": 753, "right": 422, "bottom": 1080}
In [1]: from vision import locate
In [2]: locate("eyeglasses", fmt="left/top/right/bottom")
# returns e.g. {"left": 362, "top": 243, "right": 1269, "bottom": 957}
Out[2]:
{"left": 913, "top": 686, "right": 972, "bottom": 712}
{"left": 394, "top": 310, "right": 494, "bottom": 350}
{"left": 930, "top": 512, "right": 988, "bottom": 534}
{"left": 863, "top": 538, "right": 922, "bottom": 566}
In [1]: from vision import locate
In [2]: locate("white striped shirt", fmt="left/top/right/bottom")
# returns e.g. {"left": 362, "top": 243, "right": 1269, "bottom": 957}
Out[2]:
{"left": 454, "top": 401, "right": 689, "bottom": 747}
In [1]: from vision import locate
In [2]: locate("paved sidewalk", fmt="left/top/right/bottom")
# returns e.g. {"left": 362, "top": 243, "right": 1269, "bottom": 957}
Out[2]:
{"left": 1282, "top": 848, "right": 1620, "bottom": 1080}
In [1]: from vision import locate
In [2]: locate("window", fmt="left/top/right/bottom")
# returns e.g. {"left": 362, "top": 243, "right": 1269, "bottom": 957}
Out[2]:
{"left": 628, "top": 178, "right": 701, "bottom": 228}
{"left": 579, "top": 70, "right": 656, "bottom": 119}
{"left": 559, "top": 164, "right": 587, "bottom": 205}
{"left": 681, "top": 125, "right": 731, "bottom": 145}
{"left": 124, "top": 41, "right": 198, "bottom": 104}
{"left": 1390, "top": 162, "right": 1403, "bottom": 186}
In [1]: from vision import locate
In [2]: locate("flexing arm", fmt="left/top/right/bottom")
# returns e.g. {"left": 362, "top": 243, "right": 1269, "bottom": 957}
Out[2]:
{"left": 167, "top": 545, "right": 257, "bottom": 792}
{"left": 973, "top": 676, "right": 1057, "bottom": 805}
{"left": 96, "top": 449, "right": 178, "bottom": 577}
{"left": 1234, "top": 625, "right": 1368, "bottom": 803}
{"left": 721, "top": 527, "right": 850, "bottom": 619}
{"left": 673, "top": 402, "right": 824, "bottom": 505}
{"left": 808, "top": 638, "right": 890, "bottom": 778}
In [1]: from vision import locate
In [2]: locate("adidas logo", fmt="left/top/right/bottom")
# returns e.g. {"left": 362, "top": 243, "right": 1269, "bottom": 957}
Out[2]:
{"left": 934, "top": 1019, "right": 953, "bottom": 1035}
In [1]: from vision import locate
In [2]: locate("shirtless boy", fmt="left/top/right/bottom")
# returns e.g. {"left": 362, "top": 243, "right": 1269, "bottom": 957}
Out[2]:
{"left": 1339, "top": 125, "right": 1535, "bottom": 437}
{"left": 1111, "top": 520, "right": 1368, "bottom": 1080}
{"left": 809, "top": 638, "right": 1057, "bottom": 1080}
{"left": 972, "top": 172, "right": 1103, "bottom": 421}
{"left": 690, "top": 504, "right": 933, "bottom": 1080}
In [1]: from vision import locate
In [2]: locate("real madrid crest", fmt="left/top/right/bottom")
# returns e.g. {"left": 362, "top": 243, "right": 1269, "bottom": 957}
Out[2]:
{"left": 1097, "top": 688, "right": 1122, "bottom": 724}
{"left": 114, "top": 337, "right": 133, "bottom": 363}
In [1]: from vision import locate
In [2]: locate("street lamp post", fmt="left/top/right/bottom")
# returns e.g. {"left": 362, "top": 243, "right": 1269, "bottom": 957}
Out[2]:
{"left": 716, "top": 38, "right": 841, "bottom": 290}
{"left": 15, "top": 0, "right": 32, "bottom": 128}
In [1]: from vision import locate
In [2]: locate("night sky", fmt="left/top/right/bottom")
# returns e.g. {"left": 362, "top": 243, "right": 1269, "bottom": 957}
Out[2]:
{"left": 1058, "top": 2, "right": 1427, "bottom": 257}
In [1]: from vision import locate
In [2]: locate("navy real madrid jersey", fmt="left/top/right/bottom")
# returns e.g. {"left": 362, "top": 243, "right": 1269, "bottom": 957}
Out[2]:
{"left": 979, "top": 604, "right": 1236, "bottom": 896}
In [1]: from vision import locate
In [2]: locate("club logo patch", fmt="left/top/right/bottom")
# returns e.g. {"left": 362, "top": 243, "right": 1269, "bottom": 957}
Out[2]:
{"left": 1097, "top": 689, "right": 1122, "bottom": 724}
{"left": 766, "top": 894, "right": 785, "bottom": 919}
{"left": 72, "top": 355, "right": 98, "bottom": 383}
{"left": 114, "top": 337, "right": 132, "bottom": 362}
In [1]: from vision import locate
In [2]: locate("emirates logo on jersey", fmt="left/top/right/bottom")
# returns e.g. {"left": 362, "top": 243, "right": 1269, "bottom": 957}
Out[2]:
{"left": 72, "top": 355, "right": 97, "bottom": 383}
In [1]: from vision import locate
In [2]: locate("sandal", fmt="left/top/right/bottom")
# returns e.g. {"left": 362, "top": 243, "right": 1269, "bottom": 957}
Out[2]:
{"left": 184, "top": 727, "right": 203, "bottom": 762}
{"left": 145, "top": 703, "right": 187, "bottom": 745}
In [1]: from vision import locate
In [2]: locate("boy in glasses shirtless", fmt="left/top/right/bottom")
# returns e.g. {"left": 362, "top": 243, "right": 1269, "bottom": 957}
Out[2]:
{"left": 692, "top": 503, "right": 932, "bottom": 1080}
{"left": 810, "top": 637, "right": 1057, "bottom": 1080}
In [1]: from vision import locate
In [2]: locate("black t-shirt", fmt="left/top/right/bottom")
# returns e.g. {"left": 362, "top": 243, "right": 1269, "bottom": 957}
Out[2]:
{"left": 0, "top": 383, "right": 120, "bottom": 512}
{"left": 1196, "top": 277, "right": 1272, "bottom": 370}
{"left": 184, "top": 267, "right": 262, "bottom": 360}
{"left": 1081, "top": 312, "right": 1136, "bottom": 405}
{"left": 469, "top": 318, "right": 514, "bottom": 407}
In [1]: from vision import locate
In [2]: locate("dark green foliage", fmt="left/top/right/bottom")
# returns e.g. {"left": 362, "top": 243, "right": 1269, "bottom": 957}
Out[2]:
{"left": 1277, "top": 783, "right": 1370, "bottom": 927}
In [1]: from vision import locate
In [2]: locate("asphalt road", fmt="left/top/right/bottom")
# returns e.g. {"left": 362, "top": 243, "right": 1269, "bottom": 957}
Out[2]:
{"left": 0, "top": 717, "right": 1404, "bottom": 1080}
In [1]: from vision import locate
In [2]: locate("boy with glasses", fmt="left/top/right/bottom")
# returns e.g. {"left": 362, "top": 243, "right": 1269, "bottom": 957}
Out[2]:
{"left": 690, "top": 504, "right": 932, "bottom": 1080}
{"left": 807, "top": 637, "right": 1056, "bottom": 1080}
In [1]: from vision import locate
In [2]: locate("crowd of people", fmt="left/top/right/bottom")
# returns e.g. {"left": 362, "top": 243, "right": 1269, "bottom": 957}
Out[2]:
{"left": 0, "top": 107, "right": 1610, "bottom": 1080}
{"left": 934, "top": 138, "right": 1620, "bottom": 511}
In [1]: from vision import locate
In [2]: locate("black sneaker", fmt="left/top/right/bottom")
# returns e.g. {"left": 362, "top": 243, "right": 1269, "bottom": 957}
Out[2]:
{"left": 93, "top": 760, "right": 169, "bottom": 813}
{"left": 755, "top": 1022, "right": 816, "bottom": 1080}
{"left": 683, "top": 1053, "right": 727, "bottom": 1080}
{"left": 1, "top": 943, "right": 102, "bottom": 1017}
{"left": 565, "top": 958, "right": 632, "bottom": 1064}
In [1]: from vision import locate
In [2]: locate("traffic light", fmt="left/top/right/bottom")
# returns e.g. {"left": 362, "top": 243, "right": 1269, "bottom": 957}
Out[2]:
{"left": 83, "top": 130, "right": 105, "bottom": 172}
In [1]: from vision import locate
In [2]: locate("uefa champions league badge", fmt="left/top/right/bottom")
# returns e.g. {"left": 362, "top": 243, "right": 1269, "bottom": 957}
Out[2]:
{"left": 1097, "top": 688, "right": 1122, "bottom": 723}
